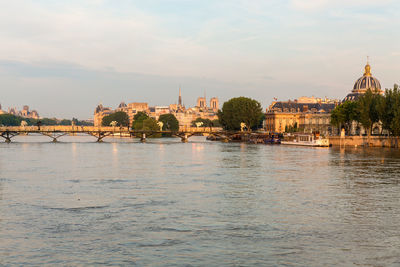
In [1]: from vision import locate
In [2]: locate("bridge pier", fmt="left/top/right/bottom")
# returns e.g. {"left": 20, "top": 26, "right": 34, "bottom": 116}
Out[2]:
{"left": 181, "top": 134, "right": 188, "bottom": 143}
{"left": 95, "top": 132, "right": 105, "bottom": 142}
{"left": 221, "top": 137, "right": 230, "bottom": 143}
{"left": 1, "top": 131, "right": 17, "bottom": 143}
{"left": 140, "top": 133, "right": 146, "bottom": 143}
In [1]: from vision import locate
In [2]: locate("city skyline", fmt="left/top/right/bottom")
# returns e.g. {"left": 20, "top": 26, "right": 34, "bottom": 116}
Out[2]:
{"left": 1, "top": 0, "right": 399, "bottom": 119}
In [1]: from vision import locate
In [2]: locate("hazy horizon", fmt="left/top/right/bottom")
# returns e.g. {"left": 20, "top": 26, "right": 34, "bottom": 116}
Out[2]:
{"left": 1, "top": 0, "right": 399, "bottom": 119}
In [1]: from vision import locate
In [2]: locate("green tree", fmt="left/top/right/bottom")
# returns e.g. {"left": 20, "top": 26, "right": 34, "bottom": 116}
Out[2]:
{"left": 0, "top": 114, "right": 22, "bottom": 126}
{"left": 191, "top": 118, "right": 213, "bottom": 127}
{"left": 60, "top": 119, "right": 72, "bottom": 125}
{"left": 142, "top": 118, "right": 159, "bottom": 131}
{"left": 330, "top": 101, "right": 359, "bottom": 135}
{"left": 211, "top": 119, "right": 221, "bottom": 127}
{"left": 132, "top": 112, "right": 149, "bottom": 130}
{"left": 218, "top": 97, "right": 263, "bottom": 131}
{"left": 102, "top": 111, "right": 129, "bottom": 127}
{"left": 74, "top": 118, "right": 93, "bottom": 126}
{"left": 285, "top": 122, "right": 300, "bottom": 133}
{"left": 38, "top": 118, "right": 58, "bottom": 125}
{"left": 357, "top": 89, "right": 381, "bottom": 136}
{"left": 388, "top": 84, "right": 400, "bottom": 136}
{"left": 376, "top": 85, "right": 398, "bottom": 135}
{"left": 0, "top": 114, "right": 93, "bottom": 127}
{"left": 133, "top": 112, "right": 149, "bottom": 122}
{"left": 133, "top": 117, "right": 161, "bottom": 138}
{"left": 158, "top": 114, "right": 179, "bottom": 131}
{"left": 256, "top": 113, "right": 266, "bottom": 130}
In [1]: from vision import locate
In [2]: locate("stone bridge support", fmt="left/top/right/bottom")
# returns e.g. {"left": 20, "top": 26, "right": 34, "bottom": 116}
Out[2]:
{"left": 140, "top": 133, "right": 146, "bottom": 143}
{"left": 173, "top": 132, "right": 194, "bottom": 143}
{"left": 40, "top": 132, "right": 69, "bottom": 142}
{"left": 0, "top": 131, "right": 19, "bottom": 143}
{"left": 181, "top": 134, "right": 188, "bottom": 143}
{"left": 86, "top": 131, "right": 113, "bottom": 142}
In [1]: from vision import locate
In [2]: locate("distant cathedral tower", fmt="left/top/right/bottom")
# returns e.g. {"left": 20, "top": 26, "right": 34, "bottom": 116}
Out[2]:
{"left": 178, "top": 87, "right": 182, "bottom": 107}
{"left": 210, "top": 97, "right": 219, "bottom": 111}
{"left": 197, "top": 97, "right": 206, "bottom": 109}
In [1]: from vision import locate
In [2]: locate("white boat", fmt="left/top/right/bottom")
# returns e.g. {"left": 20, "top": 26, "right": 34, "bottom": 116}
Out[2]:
{"left": 281, "top": 134, "right": 330, "bottom": 147}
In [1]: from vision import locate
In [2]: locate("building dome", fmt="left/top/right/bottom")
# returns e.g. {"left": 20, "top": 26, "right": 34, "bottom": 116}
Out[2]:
{"left": 118, "top": 101, "right": 127, "bottom": 108}
{"left": 343, "top": 61, "right": 382, "bottom": 101}
{"left": 352, "top": 62, "right": 381, "bottom": 93}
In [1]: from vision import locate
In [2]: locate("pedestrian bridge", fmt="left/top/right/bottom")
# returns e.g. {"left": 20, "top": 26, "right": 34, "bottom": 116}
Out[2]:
{"left": 0, "top": 126, "right": 237, "bottom": 143}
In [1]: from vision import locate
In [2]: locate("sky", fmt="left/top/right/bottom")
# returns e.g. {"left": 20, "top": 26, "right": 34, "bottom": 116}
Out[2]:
{"left": 0, "top": 0, "right": 399, "bottom": 119}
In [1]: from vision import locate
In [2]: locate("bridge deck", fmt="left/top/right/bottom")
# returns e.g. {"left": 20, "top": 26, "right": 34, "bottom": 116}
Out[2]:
{"left": 0, "top": 126, "right": 224, "bottom": 134}
{"left": 0, "top": 126, "right": 266, "bottom": 143}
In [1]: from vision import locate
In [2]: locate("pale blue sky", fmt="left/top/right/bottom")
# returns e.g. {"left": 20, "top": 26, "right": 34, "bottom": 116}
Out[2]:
{"left": 0, "top": 0, "right": 399, "bottom": 119}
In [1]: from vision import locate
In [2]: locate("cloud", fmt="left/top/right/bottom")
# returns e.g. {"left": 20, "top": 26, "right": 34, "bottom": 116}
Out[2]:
{"left": 290, "top": 0, "right": 395, "bottom": 11}
{"left": 0, "top": 60, "right": 259, "bottom": 118}
{"left": 0, "top": 0, "right": 399, "bottom": 119}
{"left": 290, "top": 0, "right": 329, "bottom": 11}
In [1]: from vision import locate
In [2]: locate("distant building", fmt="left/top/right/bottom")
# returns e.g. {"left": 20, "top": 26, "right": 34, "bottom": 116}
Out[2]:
{"left": 4, "top": 105, "right": 40, "bottom": 119}
{"left": 265, "top": 98, "right": 339, "bottom": 135}
{"left": 149, "top": 106, "right": 170, "bottom": 119}
{"left": 94, "top": 104, "right": 113, "bottom": 126}
{"left": 93, "top": 88, "right": 220, "bottom": 128}
{"left": 196, "top": 97, "right": 207, "bottom": 110}
{"left": 343, "top": 60, "right": 383, "bottom": 135}
{"left": 117, "top": 102, "right": 149, "bottom": 124}
{"left": 177, "top": 91, "right": 219, "bottom": 127}
{"left": 210, "top": 97, "right": 219, "bottom": 112}
{"left": 265, "top": 60, "right": 384, "bottom": 136}
{"left": 95, "top": 101, "right": 152, "bottom": 127}
{"left": 343, "top": 60, "right": 383, "bottom": 101}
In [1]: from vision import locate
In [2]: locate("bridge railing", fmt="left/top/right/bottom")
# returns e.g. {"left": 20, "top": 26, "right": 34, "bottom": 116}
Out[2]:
{"left": 178, "top": 126, "right": 223, "bottom": 132}
{"left": 0, "top": 126, "right": 132, "bottom": 132}
{"left": 0, "top": 125, "right": 224, "bottom": 133}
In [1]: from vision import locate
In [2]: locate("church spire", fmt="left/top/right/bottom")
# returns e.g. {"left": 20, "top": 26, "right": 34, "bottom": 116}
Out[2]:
{"left": 178, "top": 86, "right": 182, "bottom": 106}
{"left": 364, "top": 56, "right": 372, "bottom": 76}
{"left": 204, "top": 89, "right": 207, "bottom": 108}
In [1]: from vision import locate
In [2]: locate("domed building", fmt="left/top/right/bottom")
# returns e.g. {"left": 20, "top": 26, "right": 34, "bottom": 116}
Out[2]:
{"left": 343, "top": 61, "right": 383, "bottom": 101}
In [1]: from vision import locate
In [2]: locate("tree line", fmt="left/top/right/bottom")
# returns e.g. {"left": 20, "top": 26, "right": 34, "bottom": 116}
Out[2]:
{"left": 102, "top": 112, "right": 180, "bottom": 137}
{"left": 331, "top": 85, "right": 400, "bottom": 136}
{"left": 0, "top": 114, "right": 93, "bottom": 127}
{"left": 102, "top": 96, "right": 264, "bottom": 132}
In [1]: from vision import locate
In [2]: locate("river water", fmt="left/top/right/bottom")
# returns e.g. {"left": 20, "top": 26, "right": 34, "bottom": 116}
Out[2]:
{"left": 1, "top": 136, "right": 400, "bottom": 266}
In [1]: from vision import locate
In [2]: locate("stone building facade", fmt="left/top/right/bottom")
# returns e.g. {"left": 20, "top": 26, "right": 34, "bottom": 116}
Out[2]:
{"left": 93, "top": 89, "right": 219, "bottom": 128}
{"left": 265, "top": 61, "right": 384, "bottom": 136}
{"left": 343, "top": 61, "right": 384, "bottom": 135}
{"left": 2, "top": 105, "right": 40, "bottom": 119}
{"left": 265, "top": 97, "right": 338, "bottom": 135}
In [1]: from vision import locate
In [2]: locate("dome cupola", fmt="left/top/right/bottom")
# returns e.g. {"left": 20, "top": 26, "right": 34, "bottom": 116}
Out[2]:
{"left": 352, "top": 61, "right": 381, "bottom": 94}
{"left": 343, "top": 60, "right": 382, "bottom": 101}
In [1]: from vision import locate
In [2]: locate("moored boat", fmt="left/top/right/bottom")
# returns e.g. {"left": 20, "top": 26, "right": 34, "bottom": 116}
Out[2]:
{"left": 281, "top": 133, "right": 330, "bottom": 147}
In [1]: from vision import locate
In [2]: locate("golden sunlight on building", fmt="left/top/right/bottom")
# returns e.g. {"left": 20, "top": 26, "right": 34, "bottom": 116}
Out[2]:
{"left": 265, "top": 96, "right": 339, "bottom": 135}
{"left": 93, "top": 89, "right": 219, "bottom": 128}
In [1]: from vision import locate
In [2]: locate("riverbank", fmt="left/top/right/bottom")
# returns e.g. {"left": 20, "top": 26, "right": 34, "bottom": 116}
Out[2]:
{"left": 329, "top": 136, "right": 400, "bottom": 148}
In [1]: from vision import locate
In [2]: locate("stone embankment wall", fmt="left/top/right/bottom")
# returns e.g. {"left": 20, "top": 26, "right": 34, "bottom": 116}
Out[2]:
{"left": 329, "top": 136, "right": 400, "bottom": 148}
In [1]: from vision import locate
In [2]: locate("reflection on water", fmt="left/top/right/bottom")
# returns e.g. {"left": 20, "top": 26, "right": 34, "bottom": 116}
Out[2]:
{"left": 1, "top": 137, "right": 400, "bottom": 266}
